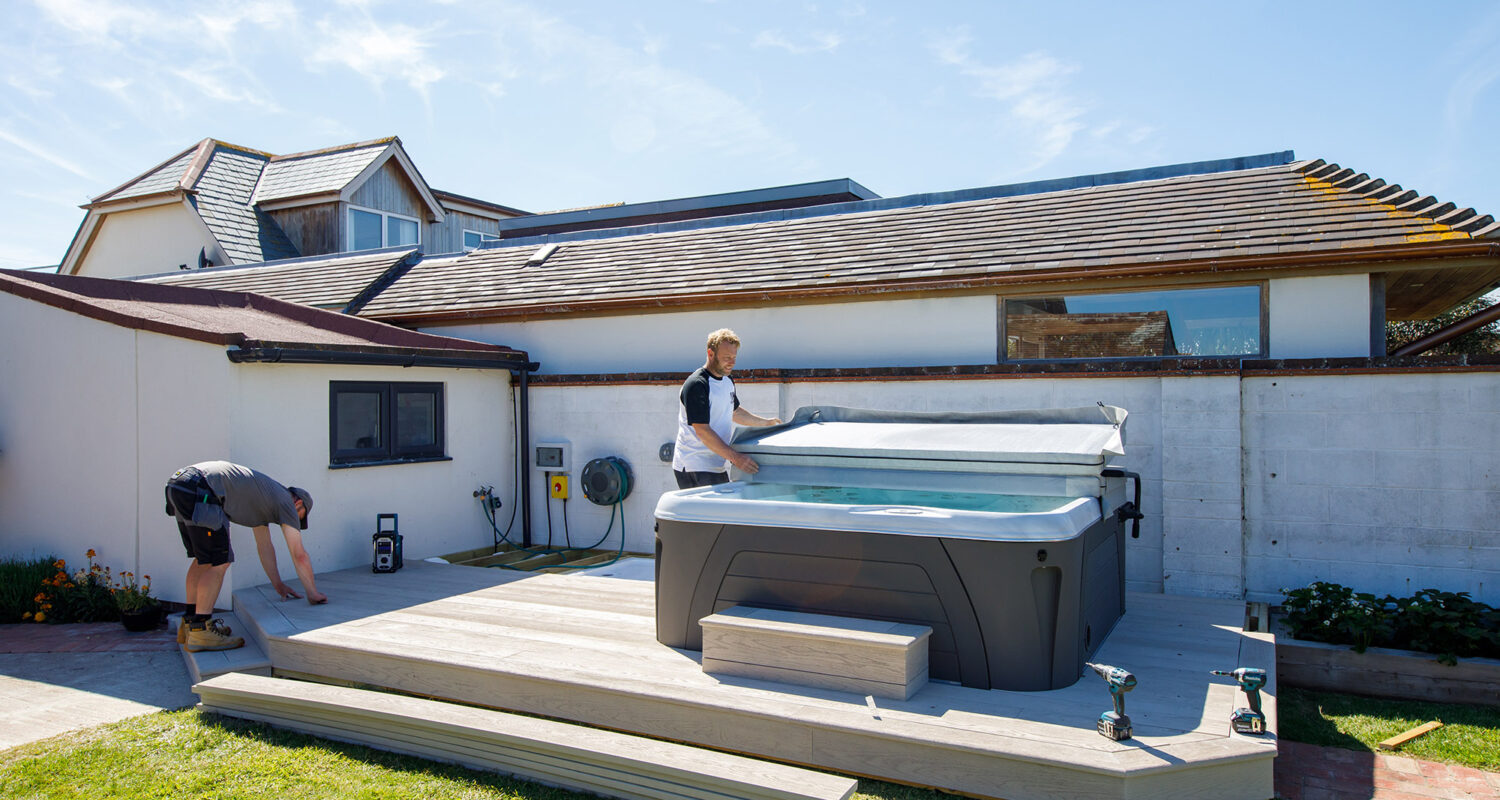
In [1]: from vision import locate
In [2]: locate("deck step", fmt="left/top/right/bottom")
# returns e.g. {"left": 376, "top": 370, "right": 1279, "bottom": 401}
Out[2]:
{"left": 700, "top": 606, "right": 931, "bottom": 700}
{"left": 194, "top": 672, "right": 858, "bottom": 800}
{"left": 172, "top": 612, "right": 271, "bottom": 684}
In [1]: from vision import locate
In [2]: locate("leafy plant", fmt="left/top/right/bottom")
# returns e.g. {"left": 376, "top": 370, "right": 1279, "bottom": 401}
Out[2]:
{"left": 0, "top": 556, "right": 56, "bottom": 623}
{"left": 1386, "top": 295, "right": 1500, "bottom": 356}
{"left": 1280, "top": 581, "right": 1394, "bottom": 652}
{"left": 25, "top": 550, "right": 120, "bottom": 624}
{"left": 111, "top": 570, "right": 157, "bottom": 613}
{"left": 1281, "top": 581, "right": 1500, "bottom": 663}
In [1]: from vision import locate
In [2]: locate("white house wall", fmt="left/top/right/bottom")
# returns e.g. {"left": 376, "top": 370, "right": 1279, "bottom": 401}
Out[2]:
{"left": 1268, "top": 274, "right": 1372, "bottom": 358}
{"left": 0, "top": 293, "right": 516, "bottom": 609}
{"left": 77, "top": 203, "right": 224, "bottom": 278}
{"left": 528, "top": 370, "right": 1498, "bottom": 605}
{"left": 429, "top": 295, "right": 1000, "bottom": 374}
{"left": 224, "top": 362, "right": 515, "bottom": 596}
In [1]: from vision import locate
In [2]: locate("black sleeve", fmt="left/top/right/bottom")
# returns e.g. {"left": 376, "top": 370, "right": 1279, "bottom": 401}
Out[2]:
{"left": 681, "top": 372, "right": 711, "bottom": 425}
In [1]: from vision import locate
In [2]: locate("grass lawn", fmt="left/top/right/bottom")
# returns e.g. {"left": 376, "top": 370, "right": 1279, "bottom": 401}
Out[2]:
{"left": 1279, "top": 686, "right": 1500, "bottom": 771}
{"left": 0, "top": 708, "right": 939, "bottom": 800}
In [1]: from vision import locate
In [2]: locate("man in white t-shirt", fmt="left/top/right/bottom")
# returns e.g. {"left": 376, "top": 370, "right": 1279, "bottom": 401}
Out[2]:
{"left": 672, "top": 329, "right": 781, "bottom": 489}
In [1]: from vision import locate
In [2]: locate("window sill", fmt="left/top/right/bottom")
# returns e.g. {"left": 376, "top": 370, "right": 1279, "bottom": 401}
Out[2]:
{"left": 329, "top": 455, "right": 453, "bottom": 470}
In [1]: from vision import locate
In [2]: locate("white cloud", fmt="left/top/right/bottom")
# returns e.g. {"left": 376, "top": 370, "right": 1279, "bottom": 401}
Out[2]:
{"left": 0, "top": 127, "right": 93, "bottom": 180}
{"left": 753, "top": 30, "right": 843, "bottom": 54}
{"left": 306, "top": 17, "right": 446, "bottom": 95}
{"left": 930, "top": 28, "right": 1089, "bottom": 173}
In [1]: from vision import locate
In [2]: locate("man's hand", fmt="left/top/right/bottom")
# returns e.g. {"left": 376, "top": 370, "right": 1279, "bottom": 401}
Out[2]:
{"left": 729, "top": 452, "right": 760, "bottom": 474}
{"left": 273, "top": 582, "right": 302, "bottom": 601}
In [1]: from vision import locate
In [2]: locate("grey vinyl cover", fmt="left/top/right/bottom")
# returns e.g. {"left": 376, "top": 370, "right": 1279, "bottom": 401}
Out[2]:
{"left": 731, "top": 404, "right": 1127, "bottom": 467}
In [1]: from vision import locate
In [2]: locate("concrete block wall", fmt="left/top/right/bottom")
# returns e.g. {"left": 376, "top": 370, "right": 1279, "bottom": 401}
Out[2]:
{"left": 1160, "top": 377, "right": 1243, "bottom": 599}
{"left": 531, "top": 368, "right": 1499, "bottom": 605}
{"left": 1243, "top": 372, "right": 1500, "bottom": 605}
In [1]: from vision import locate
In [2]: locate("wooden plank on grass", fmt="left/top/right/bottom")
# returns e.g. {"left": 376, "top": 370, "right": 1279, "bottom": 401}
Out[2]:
{"left": 1378, "top": 721, "right": 1443, "bottom": 751}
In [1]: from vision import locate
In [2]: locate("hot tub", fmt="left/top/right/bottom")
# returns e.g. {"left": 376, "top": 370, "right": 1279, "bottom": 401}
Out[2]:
{"left": 654, "top": 405, "right": 1139, "bottom": 692}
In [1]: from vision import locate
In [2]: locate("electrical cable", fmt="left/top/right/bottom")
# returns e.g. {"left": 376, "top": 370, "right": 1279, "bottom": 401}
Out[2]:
{"left": 562, "top": 496, "right": 572, "bottom": 549}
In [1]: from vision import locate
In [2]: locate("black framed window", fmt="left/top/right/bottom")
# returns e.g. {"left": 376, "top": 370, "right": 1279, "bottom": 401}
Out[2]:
{"left": 330, "top": 381, "right": 445, "bottom": 465}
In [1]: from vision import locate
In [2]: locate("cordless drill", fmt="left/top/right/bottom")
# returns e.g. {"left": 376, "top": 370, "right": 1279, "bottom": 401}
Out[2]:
{"left": 1210, "top": 668, "right": 1267, "bottom": 735}
{"left": 1085, "top": 662, "right": 1137, "bottom": 741}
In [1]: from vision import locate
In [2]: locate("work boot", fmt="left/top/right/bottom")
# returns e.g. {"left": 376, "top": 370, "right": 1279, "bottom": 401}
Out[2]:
{"left": 185, "top": 618, "right": 243, "bottom": 652}
{"left": 178, "top": 615, "right": 232, "bottom": 644}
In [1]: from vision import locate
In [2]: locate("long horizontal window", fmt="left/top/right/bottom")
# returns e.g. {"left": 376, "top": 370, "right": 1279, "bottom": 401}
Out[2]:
{"left": 330, "top": 381, "right": 445, "bottom": 465}
{"left": 1003, "top": 285, "right": 1262, "bottom": 360}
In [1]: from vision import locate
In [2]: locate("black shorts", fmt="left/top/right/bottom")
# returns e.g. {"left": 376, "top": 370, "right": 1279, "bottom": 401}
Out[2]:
{"left": 165, "top": 470, "right": 233, "bottom": 567}
{"left": 674, "top": 469, "right": 730, "bottom": 490}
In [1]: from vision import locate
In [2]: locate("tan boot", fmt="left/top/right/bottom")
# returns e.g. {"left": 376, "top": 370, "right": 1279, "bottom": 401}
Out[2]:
{"left": 179, "top": 616, "right": 232, "bottom": 645}
{"left": 185, "top": 618, "right": 243, "bottom": 652}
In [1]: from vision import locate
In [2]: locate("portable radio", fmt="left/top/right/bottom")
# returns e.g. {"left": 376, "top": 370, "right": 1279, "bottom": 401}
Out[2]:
{"left": 372, "top": 513, "right": 403, "bottom": 573}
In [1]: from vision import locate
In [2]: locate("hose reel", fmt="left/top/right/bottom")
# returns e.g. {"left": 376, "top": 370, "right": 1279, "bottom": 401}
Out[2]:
{"left": 581, "top": 456, "right": 633, "bottom": 506}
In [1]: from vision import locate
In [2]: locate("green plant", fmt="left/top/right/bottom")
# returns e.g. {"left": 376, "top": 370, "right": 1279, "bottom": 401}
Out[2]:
{"left": 111, "top": 570, "right": 157, "bottom": 613}
{"left": 1389, "top": 589, "right": 1500, "bottom": 665}
{"left": 1281, "top": 581, "right": 1394, "bottom": 653}
{"left": 26, "top": 550, "right": 120, "bottom": 624}
{"left": 1281, "top": 581, "right": 1500, "bottom": 663}
{"left": 1280, "top": 687, "right": 1500, "bottom": 771}
{"left": 0, "top": 556, "right": 56, "bottom": 623}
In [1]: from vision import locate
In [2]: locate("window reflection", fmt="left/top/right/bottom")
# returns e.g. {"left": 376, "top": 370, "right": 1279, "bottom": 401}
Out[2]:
{"left": 1005, "top": 286, "right": 1261, "bottom": 359}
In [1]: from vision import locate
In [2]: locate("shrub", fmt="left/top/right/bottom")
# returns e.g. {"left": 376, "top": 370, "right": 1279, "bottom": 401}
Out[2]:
{"left": 1282, "top": 581, "right": 1500, "bottom": 664}
{"left": 111, "top": 570, "right": 157, "bottom": 613}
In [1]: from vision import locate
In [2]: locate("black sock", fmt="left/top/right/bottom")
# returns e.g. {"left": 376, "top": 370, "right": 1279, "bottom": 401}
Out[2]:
{"left": 186, "top": 613, "right": 210, "bottom": 630}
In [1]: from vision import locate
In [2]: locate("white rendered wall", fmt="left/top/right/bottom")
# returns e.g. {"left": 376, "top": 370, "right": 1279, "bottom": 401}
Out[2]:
{"left": 0, "top": 293, "right": 515, "bottom": 609}
{"left": 1268, "top": 274, "right": 1372, "bottom": 358}
{"left": 75, "top": 203, "right": 224, "bottom": 278}
{"left": 428, "top": 295, "right": 999, "bottom": 374}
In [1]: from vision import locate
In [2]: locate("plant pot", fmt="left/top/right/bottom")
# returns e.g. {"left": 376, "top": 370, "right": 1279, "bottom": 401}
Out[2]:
{"left": 120, "top": 605, "right": 163, "bottom": 632}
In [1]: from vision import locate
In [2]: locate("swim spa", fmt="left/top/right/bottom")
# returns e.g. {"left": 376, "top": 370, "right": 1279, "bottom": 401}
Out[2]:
{"left": 654, "top": 405, "right": 1141, "bottom": 692}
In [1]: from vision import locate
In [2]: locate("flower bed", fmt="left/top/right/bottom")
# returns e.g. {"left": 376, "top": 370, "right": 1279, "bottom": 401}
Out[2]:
{"left": 1275, "top": 582, "right": 1500, "bottom": 707}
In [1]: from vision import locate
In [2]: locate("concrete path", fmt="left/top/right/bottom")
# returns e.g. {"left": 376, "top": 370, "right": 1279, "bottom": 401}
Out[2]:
{"left": 0, "top": 622, "right": 195, "bottom": 751}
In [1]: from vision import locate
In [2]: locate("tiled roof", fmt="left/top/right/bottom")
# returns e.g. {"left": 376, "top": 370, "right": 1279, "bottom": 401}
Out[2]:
{"left": 91, "top": 145, "right": 201, "bottom": 203}
{"left": 190, "top": 145, "right": 300, "bottom": 264}
{"left": 355, "top": 157, "right": 1500, "bottom": 322}
{"left": 253, "top": 142, "right": 392, "bottom": 203}
{"left": 141, "top": 248, "right": 418, "bottom": 310}
{"left": 0, "top": 268, "right": 524, "bottom": 362}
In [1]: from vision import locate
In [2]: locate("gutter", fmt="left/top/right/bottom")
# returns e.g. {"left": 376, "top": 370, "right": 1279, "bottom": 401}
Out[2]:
{"left": 226, "top": 346, "right": 530, "bottom": 371}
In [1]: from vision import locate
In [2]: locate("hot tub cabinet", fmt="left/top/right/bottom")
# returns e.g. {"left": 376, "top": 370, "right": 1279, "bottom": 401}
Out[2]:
{"left": 655, "top": 405, "right": 1140, "bottom": 692}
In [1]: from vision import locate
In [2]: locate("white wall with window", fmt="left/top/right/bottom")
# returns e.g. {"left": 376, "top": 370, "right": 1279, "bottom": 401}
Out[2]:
{"left": 348, "top": 205, "right": 421, "bottom": 252}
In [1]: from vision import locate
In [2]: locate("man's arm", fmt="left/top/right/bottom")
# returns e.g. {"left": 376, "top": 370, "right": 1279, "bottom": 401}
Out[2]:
{"left": 252, "top": 525, "right": 301, "bottom": 600}
{"left": 733, "top": 407, "right": 781, "bottom": 428}
{"left": 690, "top": 422, "right": 760, "bottom": 474}
{"left": 279, "top": 525, "right": 328, "bottom": 604}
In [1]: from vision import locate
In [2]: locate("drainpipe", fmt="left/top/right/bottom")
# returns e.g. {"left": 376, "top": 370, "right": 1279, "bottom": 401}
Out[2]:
{"left": 514, "top": 361, "right": 540, "bottom": 547}
{"left": 1390, "top": 302, "right": 1500, "bottom": 356}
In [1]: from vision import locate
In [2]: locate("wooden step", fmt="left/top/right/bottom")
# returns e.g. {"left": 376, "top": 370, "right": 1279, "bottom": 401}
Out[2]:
{"left": 173, "top": 612, "right": 271, "bottom": 684}
{"left": 700, "top": 606, "right": 931, "bottom": 700}
{"left": 194, "top": 673, "right": 857, "bottom": 800}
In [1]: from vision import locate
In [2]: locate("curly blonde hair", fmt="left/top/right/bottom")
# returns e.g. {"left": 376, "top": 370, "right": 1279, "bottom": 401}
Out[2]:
{"left": 705, "top": 328, "right": 741, "bottom": 352}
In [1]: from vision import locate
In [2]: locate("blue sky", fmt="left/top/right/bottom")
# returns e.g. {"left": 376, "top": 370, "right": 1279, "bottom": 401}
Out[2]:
{"left": 2, "top": 1, "right": 1498, "bottom": 270}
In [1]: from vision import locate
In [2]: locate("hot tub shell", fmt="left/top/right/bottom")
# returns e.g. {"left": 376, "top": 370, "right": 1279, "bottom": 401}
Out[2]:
{"left": 654, "top": 405, "right": 1136, "bottom": 692}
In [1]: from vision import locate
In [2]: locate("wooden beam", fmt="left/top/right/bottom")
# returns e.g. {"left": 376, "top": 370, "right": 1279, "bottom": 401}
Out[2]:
{"left": 1378, "top": 721, "right": 1443, "bottom": 751}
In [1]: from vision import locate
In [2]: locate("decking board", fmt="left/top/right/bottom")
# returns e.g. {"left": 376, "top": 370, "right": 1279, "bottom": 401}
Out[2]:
{"left": 223, "top": 560, "right": 1276, "bottom": 800}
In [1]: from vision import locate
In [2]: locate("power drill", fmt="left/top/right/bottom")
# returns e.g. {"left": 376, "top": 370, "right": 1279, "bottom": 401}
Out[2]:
{"left": 1085, "top": 662, "right": 1137, "bottom": 741}
{"left": 1210, "top": 668, "right": 1267, "bottom": 735}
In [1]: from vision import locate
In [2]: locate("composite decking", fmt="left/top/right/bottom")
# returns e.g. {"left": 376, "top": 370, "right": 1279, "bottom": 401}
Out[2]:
{"left": 226, "top": 559, "right": 1277, "bottom": 800}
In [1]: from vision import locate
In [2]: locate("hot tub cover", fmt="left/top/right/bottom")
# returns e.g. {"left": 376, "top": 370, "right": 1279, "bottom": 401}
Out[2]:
{"left": 732, "top": 404, "right": 1127, "bottom": 467}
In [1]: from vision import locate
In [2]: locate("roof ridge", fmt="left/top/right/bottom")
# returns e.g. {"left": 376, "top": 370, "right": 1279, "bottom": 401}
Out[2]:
{"left": 479, "top": 151, "right": 1297, "bottom": 252}
{"left": 1297, "top": 159, "right": 1493, "bottom": 235}
{"left": 269, "top": 136, "right": 398, "bottom": 163}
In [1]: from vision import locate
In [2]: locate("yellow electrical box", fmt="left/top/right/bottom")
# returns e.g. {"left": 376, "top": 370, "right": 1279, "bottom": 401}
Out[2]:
{"left": 549, "top": 475, "right": 569, "bottom": 500}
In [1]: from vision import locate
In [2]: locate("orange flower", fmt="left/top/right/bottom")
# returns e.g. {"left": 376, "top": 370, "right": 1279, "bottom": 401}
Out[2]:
{"left": 86, "top": 549, "right": 96, "bottom": 559}
{"left": 33, "top": 611, "right": 45, "bottom": 622}
{"left": 53, "top": 560, "right": 64, "bottom": 569}
{"left": 21, "top": 612, "right": 31, "bottom": 621}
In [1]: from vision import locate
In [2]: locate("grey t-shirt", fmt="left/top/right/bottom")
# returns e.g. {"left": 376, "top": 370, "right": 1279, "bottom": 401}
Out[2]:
{"left": 192, "top": 461, "right": 300, "bottom": 529}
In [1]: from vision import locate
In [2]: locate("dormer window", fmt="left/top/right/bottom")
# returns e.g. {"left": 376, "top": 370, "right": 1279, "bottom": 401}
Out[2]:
{"left": 463, "top": 230, "right": 500, "bottom": 251}
{"left": 349, "top": 205, "right": 421, "bottom": 251}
